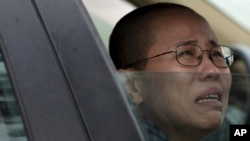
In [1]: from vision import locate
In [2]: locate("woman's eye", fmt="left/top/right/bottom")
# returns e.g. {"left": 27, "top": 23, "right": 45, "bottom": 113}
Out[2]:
{"left": 212, "top": 51, "right": 224, "bottom": 58}
{"left": 178, "top": 50, "right": 193, "bottom": 57}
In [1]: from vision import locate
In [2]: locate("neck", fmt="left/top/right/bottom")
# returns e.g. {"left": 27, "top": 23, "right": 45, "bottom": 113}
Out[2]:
{"left": 163, "top": 126, "right": 206, "bottom": 141}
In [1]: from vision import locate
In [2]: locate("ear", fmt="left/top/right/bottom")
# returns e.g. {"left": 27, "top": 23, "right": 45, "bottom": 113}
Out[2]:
{"left": 118, "top": 69, "right": 144, "bottom": 104}
{"left": 128, "top": 80, "right": 144, "bottom": 104}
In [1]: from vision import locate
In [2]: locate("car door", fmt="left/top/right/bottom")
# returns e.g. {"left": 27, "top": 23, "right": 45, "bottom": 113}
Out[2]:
{"left": 0, "top": 0, "right": 143, "bottom": 141}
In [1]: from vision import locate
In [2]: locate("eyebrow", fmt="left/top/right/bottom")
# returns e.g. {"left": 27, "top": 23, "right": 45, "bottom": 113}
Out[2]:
{"left": 176, "top": 39, "right": 219, "bottom": 47}
{"left": 209, "top": 40, "right": 219, "bottom": 46}
{"left": 176, "top": 39, "right": 198, "bottom": 46}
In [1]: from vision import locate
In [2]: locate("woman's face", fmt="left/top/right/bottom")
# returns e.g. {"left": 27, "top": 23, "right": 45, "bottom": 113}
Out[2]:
{"left": 136, "top": 10, "right": 232, "bottom": 138}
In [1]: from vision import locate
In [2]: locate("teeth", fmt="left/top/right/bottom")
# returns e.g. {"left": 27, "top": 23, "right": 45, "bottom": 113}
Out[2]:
{"left": 197, "top": 94, "right": 219, "bottom": 103}
{"left": 205, "top": 94, "right": 218, "bottom": 99}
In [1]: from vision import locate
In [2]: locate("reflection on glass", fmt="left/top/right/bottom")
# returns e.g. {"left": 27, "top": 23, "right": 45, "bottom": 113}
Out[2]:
{"left": 118, "top": 72, "right": 250, "bottom": 141}
{"left": 0, "top": 53, "right": 27, "bottom": 141}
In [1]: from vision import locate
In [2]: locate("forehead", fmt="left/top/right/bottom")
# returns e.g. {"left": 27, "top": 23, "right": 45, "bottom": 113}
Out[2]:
{"left": 149, "top": 9, "right": 208, "bottom": 31}
{"left": 148, "top": 9, "right": 217, "bottom": 47}
{"left": 148, "top": 8, "right": 202, "bottom": 22}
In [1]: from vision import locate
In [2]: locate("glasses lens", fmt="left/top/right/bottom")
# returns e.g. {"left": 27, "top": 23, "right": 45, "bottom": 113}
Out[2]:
{"left": 176, "top": 45, "right": 201, "bottom": 66}
{"left": 211, "top": 46, "right": 233, "bottom": 67}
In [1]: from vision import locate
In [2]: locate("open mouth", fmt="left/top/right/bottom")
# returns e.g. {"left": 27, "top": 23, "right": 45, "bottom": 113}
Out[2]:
{"left": 195, "top": 94, "right": 222, "bottom": 103}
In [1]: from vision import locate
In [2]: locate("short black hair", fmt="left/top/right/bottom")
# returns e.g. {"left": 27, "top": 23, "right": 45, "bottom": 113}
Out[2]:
{"left": 109, "top": 3, "right": 197, "bottom": 70}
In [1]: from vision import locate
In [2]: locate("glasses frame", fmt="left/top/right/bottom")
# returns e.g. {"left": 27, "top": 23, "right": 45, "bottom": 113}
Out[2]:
{"left": 124, "top": 44, "right": 234, "bottom": 69}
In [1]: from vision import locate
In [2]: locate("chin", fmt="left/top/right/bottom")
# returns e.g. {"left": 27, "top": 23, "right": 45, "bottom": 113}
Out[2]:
{"left": 199, "top": 113, "right": 224, "bottom": 132}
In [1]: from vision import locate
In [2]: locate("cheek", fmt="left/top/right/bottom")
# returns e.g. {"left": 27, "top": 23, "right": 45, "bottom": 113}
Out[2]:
{"left": 145, "top": 62, "right": 170, "bottom": 71}
{"left": 221, "top": 73, "right": 232, "bottom": 93}
{"left": 145, "top": 73, "right": 190, "bottom": 105}
{"left": 158, "top": 75, "right": 193, "bottom": 110}
{"left": 221, "top": 74, "right": 231, "bottom": 102}
{"left": 144, "top": 56, "right": 180, "bottom": 72}
{"left": 222, "top": 68, "right": 231, "bottom": 74}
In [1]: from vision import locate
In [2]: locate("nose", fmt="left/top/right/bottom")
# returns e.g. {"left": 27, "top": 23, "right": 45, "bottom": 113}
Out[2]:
{"left": 198, "top": 51, "right": 220, "bottom": 80}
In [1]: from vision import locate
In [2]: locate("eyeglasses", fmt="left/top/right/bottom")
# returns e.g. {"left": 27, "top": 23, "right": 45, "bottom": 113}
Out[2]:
{"left": 124, "top": 44, "right": 234, "bottom": 69}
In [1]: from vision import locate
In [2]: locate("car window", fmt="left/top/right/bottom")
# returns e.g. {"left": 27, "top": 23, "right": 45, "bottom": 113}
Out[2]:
{"left": 118, "top": 72, "right": 250, "bottom": 141}
{"left": 0, "top": 52, "right": 27, "bottom": 141}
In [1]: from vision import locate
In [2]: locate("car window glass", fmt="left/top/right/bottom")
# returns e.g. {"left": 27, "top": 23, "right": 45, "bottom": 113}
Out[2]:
{"left": 118, "top": 72, "right": 250, "bottom": 141}
{"left": 0, "top": 51, "right": 27, "bottom": 141}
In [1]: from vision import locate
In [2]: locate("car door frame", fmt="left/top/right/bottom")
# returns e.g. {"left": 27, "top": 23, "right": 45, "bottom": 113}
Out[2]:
{"left": 0, "top": 0, "right": 143, "bottom": 141}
